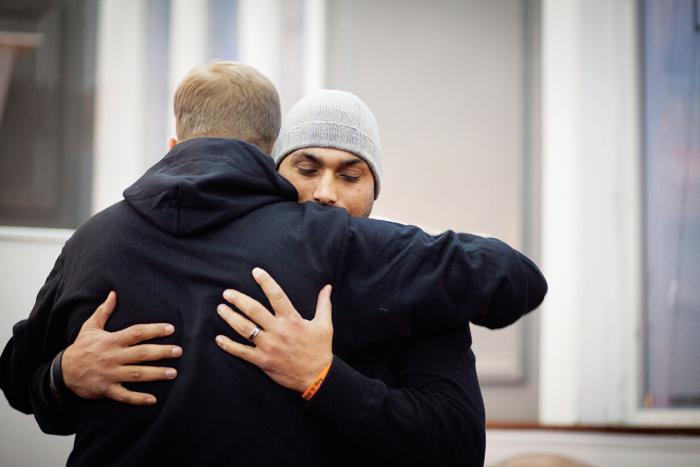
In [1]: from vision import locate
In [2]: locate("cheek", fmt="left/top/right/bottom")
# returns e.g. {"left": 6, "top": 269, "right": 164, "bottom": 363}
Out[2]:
{"left": 341, "top": 183, "right": 374, "bottom": 216}
{"left": 291, "top": 179, "right": 315, "bottom": 202}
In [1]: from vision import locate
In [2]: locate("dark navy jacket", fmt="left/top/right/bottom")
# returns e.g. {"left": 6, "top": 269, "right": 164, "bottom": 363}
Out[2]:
{"left": 0, "top": 138, "right": 546, "bottom": 466}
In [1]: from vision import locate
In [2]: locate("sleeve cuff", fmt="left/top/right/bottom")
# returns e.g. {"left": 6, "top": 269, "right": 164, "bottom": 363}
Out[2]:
{"left": 303, "top": 355, "right": 385, "bottom": 434}
{"left": 30, "top": 359, "right": 81, "bottom": 434}
{"left": 48, "top": 350, "right": 71, "bottom": 402}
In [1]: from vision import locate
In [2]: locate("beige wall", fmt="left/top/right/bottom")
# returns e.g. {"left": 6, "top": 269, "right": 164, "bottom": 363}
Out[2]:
{"left": 327, "top": 0, "right": 524, "bottom": 240}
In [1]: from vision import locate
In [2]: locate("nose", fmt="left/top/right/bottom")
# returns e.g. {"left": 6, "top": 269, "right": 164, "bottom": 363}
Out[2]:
{"left": 313, "top": 173, "right": 338, "bottom": 206}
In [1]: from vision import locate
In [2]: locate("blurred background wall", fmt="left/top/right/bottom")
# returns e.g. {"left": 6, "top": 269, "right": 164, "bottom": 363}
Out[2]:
{"left": 0, "top": 0, "right": 698, "bottom": 465}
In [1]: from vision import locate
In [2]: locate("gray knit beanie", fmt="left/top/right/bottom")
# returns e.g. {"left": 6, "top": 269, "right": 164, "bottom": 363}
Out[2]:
{"left": 272, "top": 90, "right": 382, "bottom": 198}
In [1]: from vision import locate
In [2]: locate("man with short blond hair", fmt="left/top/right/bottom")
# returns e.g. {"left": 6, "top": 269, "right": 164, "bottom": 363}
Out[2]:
{"left": 1, "top": 62, "right": 546, "bottom": 466}
{"left": 172, "top": 61, "right": 280, "bottom": 153}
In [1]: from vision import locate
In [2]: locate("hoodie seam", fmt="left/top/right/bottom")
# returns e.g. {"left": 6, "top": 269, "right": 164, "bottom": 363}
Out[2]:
{"left": 332, "top": 210, "right": 352, "bottom": 294}
{"left": 175, "top": 184, "right": 181, "bottom": 237}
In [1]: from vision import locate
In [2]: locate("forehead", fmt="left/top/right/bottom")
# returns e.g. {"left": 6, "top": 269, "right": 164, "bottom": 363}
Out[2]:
{"left": 287, "top": 147, "right": 368, "bottom": 168}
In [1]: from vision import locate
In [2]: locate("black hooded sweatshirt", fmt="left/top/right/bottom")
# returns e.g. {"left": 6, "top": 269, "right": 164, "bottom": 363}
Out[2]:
{"left": 0, "top": 138, "right": 546, "bottom": 466}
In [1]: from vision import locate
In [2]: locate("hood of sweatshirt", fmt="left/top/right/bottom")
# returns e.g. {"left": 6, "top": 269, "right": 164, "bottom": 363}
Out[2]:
{"left": 123, "top": 137, "right": 298, "bottom": 237}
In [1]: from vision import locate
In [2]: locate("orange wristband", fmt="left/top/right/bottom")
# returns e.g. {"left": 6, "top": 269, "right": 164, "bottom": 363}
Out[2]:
{"left": 301, "top": 360, "right": 332, "bottom": 401}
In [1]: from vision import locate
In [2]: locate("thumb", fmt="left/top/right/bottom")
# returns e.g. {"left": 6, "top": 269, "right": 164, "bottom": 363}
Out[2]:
{"left": 313, "top": 285, "right": 333, "bottom": 328}
{"left": 87, "top": 291, "right": 118, "bottom": 330}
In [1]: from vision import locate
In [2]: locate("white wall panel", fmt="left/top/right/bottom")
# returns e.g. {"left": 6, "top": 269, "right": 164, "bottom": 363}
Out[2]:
{"left": 0, "top": 227, "right": 73, "bottom": 466}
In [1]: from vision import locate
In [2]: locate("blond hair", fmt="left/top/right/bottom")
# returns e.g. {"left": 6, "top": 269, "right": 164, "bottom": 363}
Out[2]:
{"left": 173, "top": 61, "right": 281, "bottom": 152}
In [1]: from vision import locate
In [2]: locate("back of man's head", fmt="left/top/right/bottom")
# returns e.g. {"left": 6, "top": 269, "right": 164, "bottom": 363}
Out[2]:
{"left": 173, "top": 61, "right": 281, "bottom": 154}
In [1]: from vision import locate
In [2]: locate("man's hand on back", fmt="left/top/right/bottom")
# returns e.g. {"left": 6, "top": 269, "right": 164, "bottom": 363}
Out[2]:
{"left": 215, "top": 268, "right": 333, "bottom": 394}
{"left": 61, "top": 291, "right": 182, "bottom": 405}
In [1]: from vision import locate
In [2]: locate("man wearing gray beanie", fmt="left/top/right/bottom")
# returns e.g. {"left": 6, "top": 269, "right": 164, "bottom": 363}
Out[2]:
{"left": 273, "top": 89, "right": 383, "bottom": 199}
{"left": 218, "top": 89, "right": 487, "bottom": 465}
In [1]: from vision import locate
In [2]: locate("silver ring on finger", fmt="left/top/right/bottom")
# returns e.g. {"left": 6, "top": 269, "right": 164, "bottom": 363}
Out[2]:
{"left": 247, "top": 326, "right": 261, "bottom": 342}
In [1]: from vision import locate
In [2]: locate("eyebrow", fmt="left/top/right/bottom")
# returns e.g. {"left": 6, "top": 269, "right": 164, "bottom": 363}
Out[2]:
{"left": 339, "top": 159, "right": 363, "bottom": 168}
{"left": 294, "top": 151, "right": 365, "bottom": 169}
{"left": 295, "top": 152, "right": 322, "bottom": 164}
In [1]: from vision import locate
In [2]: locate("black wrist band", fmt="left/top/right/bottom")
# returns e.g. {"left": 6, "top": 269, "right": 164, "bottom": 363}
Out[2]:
{"left": 48, "top": 350, "right": 69, "bottom": 401}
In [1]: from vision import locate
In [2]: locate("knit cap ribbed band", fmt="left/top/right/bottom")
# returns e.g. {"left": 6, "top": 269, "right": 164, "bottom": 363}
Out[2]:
{"left": 272, "top": 90, "right": 382, "bottom": 198}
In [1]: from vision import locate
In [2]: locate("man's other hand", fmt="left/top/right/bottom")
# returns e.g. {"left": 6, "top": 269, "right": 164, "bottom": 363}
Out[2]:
{"left": 215, "top": 268, "right": 333, "bottom": 394}
{"left": 61, "top": 291, "right": 182, "bottom": 405}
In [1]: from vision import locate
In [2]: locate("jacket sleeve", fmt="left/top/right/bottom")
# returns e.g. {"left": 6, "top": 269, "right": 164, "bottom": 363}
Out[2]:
{"left": 0, "top": 249, "right": 66, "bottom": 414}
{"left": 332, "top": 217, "right": 547, "bottom": 350}
{"left": 29, "top": 360, "right": 81, "bottom": 435}
{"left": 305, "top": 327, "right": 485, "bottom": 466}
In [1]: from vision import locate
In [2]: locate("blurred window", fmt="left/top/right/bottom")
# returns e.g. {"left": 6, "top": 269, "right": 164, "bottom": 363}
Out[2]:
{"left": 642, "top": 0, "right": 700, "bottom": 409}
{"left": 0, "top": 0, "right": 96, "bottom": 229}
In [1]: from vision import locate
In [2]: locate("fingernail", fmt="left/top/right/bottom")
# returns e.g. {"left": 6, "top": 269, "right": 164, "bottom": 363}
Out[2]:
{"left": 166, "top": 369, "right": 177, "bottom": 379}
{"left": 146, "top": 396, "right": 157, "bottom": 405}
{"left": 215, "top": 335, "right": 224, "bottom": 346}
{"left": 164, "top": 324, "right": 175, "bottom": 334}
{"left": 223, "top": 289, "right": 236, "bottom": 300}
{"left": 217, "top": 304, "right": 226, "bottom": 315}
{"left": 252, "top": 267, "right": 263, "bottom": 278}
{"left": 172, "top": 346, "right": 182, "bottom": 356}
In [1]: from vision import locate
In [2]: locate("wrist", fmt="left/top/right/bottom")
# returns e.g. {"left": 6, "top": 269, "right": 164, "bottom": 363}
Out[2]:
{"left": 48, "top": 350, "right": 71, "bottom": 402}
{"left": 59, "top": 344, "right": 79, "bottom": 394}
{"left": 299, "top": 354, "right": 333, "bottom": 391}
{"left": 301, "top": 357, "right": 333, "bottom": 401}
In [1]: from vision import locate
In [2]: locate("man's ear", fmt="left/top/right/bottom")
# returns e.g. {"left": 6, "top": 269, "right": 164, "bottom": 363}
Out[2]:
{"left": 167, "top": 137, "right": 178, "bottom": 150}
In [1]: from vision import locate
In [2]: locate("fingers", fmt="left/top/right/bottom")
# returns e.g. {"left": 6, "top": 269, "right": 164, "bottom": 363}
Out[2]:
{"left": 105, "top": 384, "right": 157, "bottom": 406}
{"left": 85, "top": 291, "right": 118, "bottom": 330}
{"left": 251, "top": 268, "right": 299, "bottom": 318}
{"left": 113, "top": 322, "right": 175, "bottom": 346}
{"left": 215, "top": 335, "right": 262, "bottom": 366}
{"left": 115, "top": 365, "right": 178, "bottom": 383}
{"left": 119, "top": 344, "right": 183, "bottom": 363}
{"left": 217, "top": 304, "right": 263, "bottom": 342}
{"left": 313, "top": 284, "right": 333, "bottom": 327}
{"left": 221, "top": 289, "right": 275, "bottom": 329}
